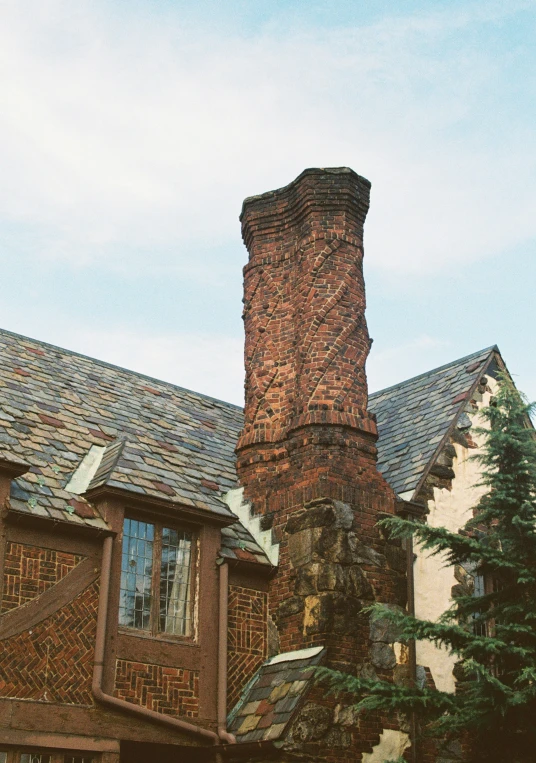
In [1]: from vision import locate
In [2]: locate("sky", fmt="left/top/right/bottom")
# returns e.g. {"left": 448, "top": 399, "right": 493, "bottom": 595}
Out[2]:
{"left": 1, "top": 0, "right": 535, "bottom": 406}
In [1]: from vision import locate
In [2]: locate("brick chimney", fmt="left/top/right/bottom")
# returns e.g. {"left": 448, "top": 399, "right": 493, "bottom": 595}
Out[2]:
{"left": 236, "top": 168, "right": 403, "bottom": 679}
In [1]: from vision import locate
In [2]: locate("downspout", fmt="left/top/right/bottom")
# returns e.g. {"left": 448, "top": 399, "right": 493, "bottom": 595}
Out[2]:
{"left": 406, "top": 530, "right": 418, "bottom": 763}
{"left": 396, "top": 498, "right": 427, "bottom": 763}
{"left": 93, "top": 535, "right": 221, "bottom": 745}
{"left": 218, "top": 561, "right": 236, "bottom": 744}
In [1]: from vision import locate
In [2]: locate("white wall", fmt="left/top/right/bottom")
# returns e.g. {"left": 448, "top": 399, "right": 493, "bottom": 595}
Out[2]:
{"left": 413, "top": 377, "right": 497, "bottom": 692}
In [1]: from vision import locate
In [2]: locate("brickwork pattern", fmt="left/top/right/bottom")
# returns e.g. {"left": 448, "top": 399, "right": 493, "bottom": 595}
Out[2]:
{"left": 238, "top": 169, "right": 376, "bottom": 451}
{"left": 227, "top": 584, "right": 268, "bottom": 710}
{"left": 236, "top": 169, "right": 405, "bottom": 761}
{"left": 1, "top": 541, "right": 83, "bottom": 611}
{"left": 0, "top": 581, "right": 98, "bottom": 704}
{"left": 114, "top": 659, "right": 199, "bottom": 718}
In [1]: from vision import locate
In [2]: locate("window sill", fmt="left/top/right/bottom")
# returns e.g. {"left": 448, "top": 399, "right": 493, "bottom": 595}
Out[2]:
{"left": 117, "top": 627, "right": 198, "bottom": 648}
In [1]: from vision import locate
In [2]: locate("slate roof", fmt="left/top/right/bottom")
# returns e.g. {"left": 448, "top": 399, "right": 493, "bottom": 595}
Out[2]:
{"left": 368, "top": 346, "right": 497, "bottom": 497}
{"left": 228, "top": 647, "right": 325, "bottom": 743}
{"left": 220, "top": 521, "right": 273, "bottom": 566}
{"left": 0, "top": 326, "right": 498, "bottom": 543}
{"left": 0, "top": 328, "right": 244, "bottom": 531}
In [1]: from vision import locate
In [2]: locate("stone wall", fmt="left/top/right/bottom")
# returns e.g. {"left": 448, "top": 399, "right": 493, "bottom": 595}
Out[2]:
{"left": 413, "top": 373, "right": 497, "bottom": 693}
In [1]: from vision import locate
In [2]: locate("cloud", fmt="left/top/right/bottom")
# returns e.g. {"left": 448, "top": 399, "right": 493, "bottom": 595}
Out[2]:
{"left": 367, "top": 335, "right": 452, "bottom": 393}
{"left": 64, "top": 327, "right": 245, "bottom": 406}
{"left": 1, "top": 0, "right": 535, "bottom": 280}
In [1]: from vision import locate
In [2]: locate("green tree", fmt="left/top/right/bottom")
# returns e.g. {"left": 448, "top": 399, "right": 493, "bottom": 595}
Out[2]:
{"left": 317, "top": 375, "right": 536, "bottom": 763}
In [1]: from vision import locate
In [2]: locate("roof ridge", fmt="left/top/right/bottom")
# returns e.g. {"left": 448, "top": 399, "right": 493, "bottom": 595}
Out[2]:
{"left": 369, "top": 345, "right": 499, "bottom": 399}
{"left": 0, "top": 326, "right": 243, "bottom": 412}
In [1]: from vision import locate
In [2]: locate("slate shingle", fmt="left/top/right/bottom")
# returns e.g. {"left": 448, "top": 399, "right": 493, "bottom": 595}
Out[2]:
{"left": 228, "top": 647, "right": 326, "bottom": 743}
{"left": 369, "top": 346, "right": 497, "bottom": 497}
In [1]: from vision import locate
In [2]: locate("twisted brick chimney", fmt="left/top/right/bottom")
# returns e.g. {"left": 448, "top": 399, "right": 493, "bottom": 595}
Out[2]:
{"left": 236, "top": 168, "right": 403, "bottom": 687}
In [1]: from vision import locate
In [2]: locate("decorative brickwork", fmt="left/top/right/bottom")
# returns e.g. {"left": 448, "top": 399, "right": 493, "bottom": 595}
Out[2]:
{"left": 238, "top": 168, "right": 375, "bottom": 452}
{"left": 114, "top": 659, "right": 199, "bottom": 718}
{"left": 235, "top": 168, "right": 405, "bottom": 760}
{"left": 1, "top": 542, "right": 83, "bottom": 612}
{"left": 227, "top": 584, "right": 268, "bottom": 710}
{"left": 0, "top": 580, "right": 98, "bottom": 704}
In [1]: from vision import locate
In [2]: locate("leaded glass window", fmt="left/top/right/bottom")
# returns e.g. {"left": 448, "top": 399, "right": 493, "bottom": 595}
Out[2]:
{"left": 119, "top": 518, "right": 154, "bottom": 629}
{"left": 119, "top": 516, "right": 194, "bottom": 638}
{"left": 160, "top": 527, "right": 193, "bottom": 636}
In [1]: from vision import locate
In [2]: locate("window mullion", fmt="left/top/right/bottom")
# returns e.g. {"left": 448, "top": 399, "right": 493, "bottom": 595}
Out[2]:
{"left": 152, "top": 525, "right": 163, "bottom": 636}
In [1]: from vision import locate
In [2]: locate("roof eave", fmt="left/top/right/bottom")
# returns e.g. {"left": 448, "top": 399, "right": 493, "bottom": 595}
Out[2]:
{"left": 410, "top": 346, "right": 501, "bottom": 502}
{"left": 84, "top": 484, "right": 238, "bottom": 527}
{"left": 0, "top": 455, "right": 31, "bottom": 479}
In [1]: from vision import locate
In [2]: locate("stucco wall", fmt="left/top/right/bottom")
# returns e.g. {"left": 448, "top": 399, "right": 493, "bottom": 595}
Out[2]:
{"left": 413, "top": 377, "right": 497, "bottom": 692}
{"left": 361, "top": 728, "right": 410, "bottom": 762}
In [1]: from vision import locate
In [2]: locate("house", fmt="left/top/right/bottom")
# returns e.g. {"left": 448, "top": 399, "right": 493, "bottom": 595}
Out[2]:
{"left": 0, "top": 167, "right": 512, "bottom": 763}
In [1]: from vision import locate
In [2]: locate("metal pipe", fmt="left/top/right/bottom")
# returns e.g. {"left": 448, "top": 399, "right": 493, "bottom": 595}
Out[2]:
{"left": 406, "top": 532, "right": 418, "bottom": 763}
{"left": 92, "top": 535, "right": 221, "bottom": 744}
{"left": 218, "top": 561, "right": 236, "bottom": 744}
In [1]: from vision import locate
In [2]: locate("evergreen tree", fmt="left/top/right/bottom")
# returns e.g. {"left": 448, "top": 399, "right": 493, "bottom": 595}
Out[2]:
{"left": 317, "top": 375, "right": 536, "bottom": 762}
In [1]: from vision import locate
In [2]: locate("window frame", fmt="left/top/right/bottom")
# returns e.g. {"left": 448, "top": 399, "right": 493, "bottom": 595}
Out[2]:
{"left": 118, "top": 513, "right": 198, "bottom": 643}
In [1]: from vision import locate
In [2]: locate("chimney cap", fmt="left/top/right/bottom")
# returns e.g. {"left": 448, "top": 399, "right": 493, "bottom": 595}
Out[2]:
{"left": 240, "top": 166, "right": 370, "bottom": 221}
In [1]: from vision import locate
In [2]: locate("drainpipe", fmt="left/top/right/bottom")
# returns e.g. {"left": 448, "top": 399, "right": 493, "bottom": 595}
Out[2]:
{"left": 93, "top": 535, "right": 224, "bottom": 747}
{"left": 218, "top": 561, "right": 237, "bottom": 745}
{"left": 406, "top": 531, "right": 418, "bottom": 763}
{"left": 396, "top": 499, "right": 427, "bottom": 763}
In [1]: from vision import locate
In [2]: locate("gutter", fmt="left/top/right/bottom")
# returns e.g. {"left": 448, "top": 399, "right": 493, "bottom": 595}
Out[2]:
{"left": 93, "top": 535, "right": 236, "bottom": 748}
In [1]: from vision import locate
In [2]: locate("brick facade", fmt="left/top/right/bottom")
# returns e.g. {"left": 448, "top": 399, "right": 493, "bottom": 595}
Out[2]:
{"left": 1, "top": 541, "right": 83, "bottom": 612}
{"left": 0, "top": 580, "right": 98, "bottom": 704}
{"left": 227, "top": 584, "right": 268, "bottom": 710}
{"left": 114, "top": 659, "right": 200, "bottom": 718}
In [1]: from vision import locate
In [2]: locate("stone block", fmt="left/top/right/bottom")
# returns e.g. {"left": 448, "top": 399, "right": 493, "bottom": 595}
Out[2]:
{"left": 349, "top": 535, "right": 385, "bottom": 566}
{"left": 332, "top": 595, "right": 365, "bottom": 635}
{"left": 286, "top": 501, "right": 336, "bottom": 534}
{"left": 290, "top": 702, "right": 332, "bottom": 742}
{"left": 332, "top": 500, "right": 354, "bottom": 530}
{"left": 347, "top": 564, "right": 374, "bottom": 598}
{"left": 370, "top": 642, "right": 397, "bottom": 669}
{"left": 369, "top": 606, "right": 404, "bottom": 643}
{"left": 288, "top": 527, "right": 322, "bottom": 568}
{"left": 277, "top": 596, "right": 304, "bottom": 620}
{"left": 325, "top": 726, "right": 351, "bottom": 747}
{"left": 317, "top": 526, "right": 353, "bottom": 564}
{"left": 317, "top": 562, "right": 347, "bottom": 592}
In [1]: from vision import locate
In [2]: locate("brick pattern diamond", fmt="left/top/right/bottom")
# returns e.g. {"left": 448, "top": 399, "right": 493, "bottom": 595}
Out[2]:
{"left": 227, "top": 585, "right": 267, "bottom": 710}
{"left": 1, "top": 542, "right": 83, "bottom": 612}
{"left": 0, "top": 581, "right": 98, "bottom": 704}
{"left": 114, "top": 659, "right": 199, "bottom": 718}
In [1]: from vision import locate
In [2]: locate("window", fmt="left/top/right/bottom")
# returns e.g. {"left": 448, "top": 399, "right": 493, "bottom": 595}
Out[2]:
{"left": 471, "top": 572, "right": 487, "bottom": 636}
{"left": 0, "top": 753, "right": 93, "bottom": 763}
{"left": 119, "top": 517, "right": 194, "bottom": 638}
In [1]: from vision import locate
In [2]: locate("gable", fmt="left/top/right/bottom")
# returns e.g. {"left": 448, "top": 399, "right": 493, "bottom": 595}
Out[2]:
{"left": 368, "top": 346, "right": 497, "bottom": 498}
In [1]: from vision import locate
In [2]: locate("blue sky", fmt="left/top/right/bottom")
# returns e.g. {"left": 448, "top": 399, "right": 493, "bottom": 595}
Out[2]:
{"left": 1, "top": 0, "right": 535, "bottom": 405}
